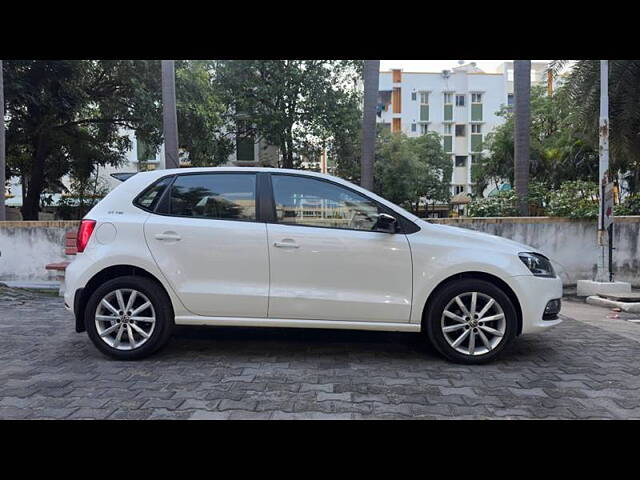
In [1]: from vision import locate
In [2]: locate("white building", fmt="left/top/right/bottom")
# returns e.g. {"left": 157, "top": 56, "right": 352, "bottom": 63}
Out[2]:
{"left": 377, "top": 62, "right": 550, "bottom": 204}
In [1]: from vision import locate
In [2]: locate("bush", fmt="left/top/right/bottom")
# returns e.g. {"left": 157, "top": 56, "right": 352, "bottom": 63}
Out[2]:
{"left": 467, "top": 190, "right": 518, "bottom": 217}
{"left": 545, "top": 180, "right": 599, "bottom": 218}
{"left": 616, "top": 193, "right": 640, "bottom": 215}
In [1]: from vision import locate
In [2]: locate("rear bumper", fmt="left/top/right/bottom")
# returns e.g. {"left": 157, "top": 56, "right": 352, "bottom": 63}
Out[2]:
{"left": 509, "top": 274, "right": 563, "bottom": 334}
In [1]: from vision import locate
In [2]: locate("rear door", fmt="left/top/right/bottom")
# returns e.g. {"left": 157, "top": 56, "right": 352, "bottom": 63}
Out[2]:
{"left": 144, "top": 172, "right": 269, "bottom": 317}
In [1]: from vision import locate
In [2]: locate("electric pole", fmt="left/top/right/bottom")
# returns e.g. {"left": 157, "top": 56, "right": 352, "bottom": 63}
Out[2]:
{"left": 161, "top": 60, "right": 179, "bottom": 169}
{"left": 595, "top": 60, "right": 611, "bottom": 282}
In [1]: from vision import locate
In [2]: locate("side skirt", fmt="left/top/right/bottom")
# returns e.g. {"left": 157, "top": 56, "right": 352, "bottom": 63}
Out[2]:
{"left": 174, "top": 316, "right": 421, "bottom": 332}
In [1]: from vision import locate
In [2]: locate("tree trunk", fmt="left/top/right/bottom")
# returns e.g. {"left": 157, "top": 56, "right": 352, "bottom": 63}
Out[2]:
{"left": 361, "top": 60, "right": 379, "bottom": 191}
{"left": 21, "top": 140, "right": 47, "bottom": 220}
{"left": 0, "top": 60, "right": 5, "bottom": 221}
{"left": 282, "top": 129, "right": 294, "bottom": 169}
{"left": 514, "top": 60, "right": 531, "bottom": 216}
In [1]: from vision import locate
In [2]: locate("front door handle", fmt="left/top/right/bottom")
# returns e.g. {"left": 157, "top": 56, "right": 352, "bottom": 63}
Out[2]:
{"left": 154, "top": 232, "right": 181, "bottom": 242}
{"left": 274, "top": 240, "right": 299, "bottom": 249}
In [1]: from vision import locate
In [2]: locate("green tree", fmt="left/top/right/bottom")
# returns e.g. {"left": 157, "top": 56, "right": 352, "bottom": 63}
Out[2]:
{"left": 213, "top": 60, "right": 362, "bottom": 169}
{"left": 374, "top": 130, "right": 451, "bottom": 213}
{"left": 552, "top": 60, "right": 640, "bottom": 192}
{"left": 4, "top": 60, "right": 164, "bottom": 220}
{"left": 175, "top": 60, "right": 233, "bottom": 166}
{"left": 4, "top": 60, "right": 230, "bottom": 220}
{"left": 474, "top": 84, "right": 599, "bottom": 197}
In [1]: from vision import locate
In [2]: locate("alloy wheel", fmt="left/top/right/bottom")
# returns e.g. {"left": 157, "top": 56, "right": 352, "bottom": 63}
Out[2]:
{"left": 440, "top": 291, "right": 506, "bottom": 356}
{"left": 94, "top": 289, "right": 156, "bottom": 351}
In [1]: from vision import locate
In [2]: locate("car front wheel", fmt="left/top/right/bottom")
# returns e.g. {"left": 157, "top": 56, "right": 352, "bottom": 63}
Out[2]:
{"left": 84, "top": 276, "right": 173, "bottom": 360}
{"left": 424, "top": 279, "right": 517, "bottom": 364}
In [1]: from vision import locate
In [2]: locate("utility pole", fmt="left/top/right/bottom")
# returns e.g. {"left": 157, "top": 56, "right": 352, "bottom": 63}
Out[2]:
{"left": 161, "top": 60, "right": 179, "bottom": 169}
{"left": 595, "top": 60, "right": 611, "bottom": 282}
{"left": 0, "top": 60, "right": 6, "bottom": 221}
{"left": 361, "top": 60, "right": 379, "bottom": 191}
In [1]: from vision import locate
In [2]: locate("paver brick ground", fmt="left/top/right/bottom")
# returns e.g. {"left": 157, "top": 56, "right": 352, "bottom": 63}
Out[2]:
{"left": 1, "top": 288, "right": 640, "bottom": 419}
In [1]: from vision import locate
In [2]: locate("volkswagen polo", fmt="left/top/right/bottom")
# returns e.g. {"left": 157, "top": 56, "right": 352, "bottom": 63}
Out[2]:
{"left": 64, "top": 167, "right": 562, "bottom": 364}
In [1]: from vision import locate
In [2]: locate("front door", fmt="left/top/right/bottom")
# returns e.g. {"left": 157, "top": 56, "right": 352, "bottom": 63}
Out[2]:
{"left": 266, "top": 174, "right": 413, "bottom": 323}
{"left": 144, "top": 172, "right": 269, "bottom": 317}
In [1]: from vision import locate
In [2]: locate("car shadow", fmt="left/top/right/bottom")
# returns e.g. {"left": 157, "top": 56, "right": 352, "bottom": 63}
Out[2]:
{"left": 159, "top": 325, "right": 441, "bottom": 361}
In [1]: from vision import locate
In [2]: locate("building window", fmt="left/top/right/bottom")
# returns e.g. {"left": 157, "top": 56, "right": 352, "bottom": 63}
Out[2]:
{"left": 471, "top": 93, "right": 483, "bottom": 121}
{"left": 507, "top": 69, "right": 514, "bottom": 81}
{"left": 471, "top": 124, "right": 482, "bottom": 134}
{"left": 136, "top": 138, "right": 155, "bottom": 163}
{"left": 453, "top": 185, "right": 465, "bottom": 195}
{"left": 419, "top": 91, "right": 429, "bottom": 122}
{"left": 411, "top": 123, "right": 416, "bottom": 132}
{"left": 444, "top": 136, "right": 453, "bottom": 153}
{"left": 507, "top": 94, "right": 514, "bottom": 106}
{"left": 455, "top": 124, "right": 466, "bottom": 137}
{"left": 411, "top": 92, "right": 417, "bottom": 101}
{"left": 456, "top": 95, "right": 465, "bottom": 107}
{"left": 444, "top": 92, "right": 453, "bottom": 104}
{"left": 420, "top": 124, "right": 429, "bottom": 134}
{"left": 444, "top": 124, "right": 452, "bottom": 135}
{"left": 455, "top": 156, "right": 467, "bottom": 167}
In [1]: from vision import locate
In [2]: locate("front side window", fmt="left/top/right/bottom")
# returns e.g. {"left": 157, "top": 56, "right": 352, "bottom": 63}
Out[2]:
{"left": 169, "top": 174, "right": 256, "bottom": 221}
{"left": 272, "top": 175, "right": 384, "bottom": 231}
{"left": 455, "top": 124, "right": 466, "bottom": 137}
{"left": 456, "top": 94, "right": 465, "bottom": 106}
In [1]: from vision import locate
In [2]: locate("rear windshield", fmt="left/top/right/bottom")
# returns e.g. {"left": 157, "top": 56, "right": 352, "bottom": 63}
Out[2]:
{"left": 133, "top": 176, "right": 173, "bottom": 212}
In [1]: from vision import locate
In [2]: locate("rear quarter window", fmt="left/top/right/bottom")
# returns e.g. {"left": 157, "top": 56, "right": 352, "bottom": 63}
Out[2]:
{"left": 133, "top": 176, "right": 173, "bottom": 212}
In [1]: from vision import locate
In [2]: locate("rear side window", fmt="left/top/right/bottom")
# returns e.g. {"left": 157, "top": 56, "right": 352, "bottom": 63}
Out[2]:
{"left": 170, "top": 173, "right": 256, "bottom": 221}
{"left": 134, "top": 176, "right": 173, "bottom": 211}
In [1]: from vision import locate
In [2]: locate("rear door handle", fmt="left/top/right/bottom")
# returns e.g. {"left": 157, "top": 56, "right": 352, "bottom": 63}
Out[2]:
{"left": 274, "top": 240, "right": 299, "bottom": 249}
{"left": 154, "top": 232, "right": 181, "bottom": 241}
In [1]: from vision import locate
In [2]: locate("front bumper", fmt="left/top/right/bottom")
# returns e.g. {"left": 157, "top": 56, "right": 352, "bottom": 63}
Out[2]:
{"left": 508, "top": 274, "right": 563, "bottom": 334}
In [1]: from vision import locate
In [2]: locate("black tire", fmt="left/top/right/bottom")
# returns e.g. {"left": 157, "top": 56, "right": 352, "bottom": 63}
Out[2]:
{"left": 424, "top": 278, "right": 517, "bottom": 364}
{"left": 84, "top": 275, "right": 174, "bottom": 360}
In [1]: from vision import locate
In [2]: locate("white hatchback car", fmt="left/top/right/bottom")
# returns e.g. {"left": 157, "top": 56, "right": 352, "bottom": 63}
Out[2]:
{"left": 64, "top": 167, "right": 562, "bottom": 364}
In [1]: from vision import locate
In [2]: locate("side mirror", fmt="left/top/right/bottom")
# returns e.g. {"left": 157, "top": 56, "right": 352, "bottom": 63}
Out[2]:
{"left": 374, "top": 213, "right": 397, "bottom": 233}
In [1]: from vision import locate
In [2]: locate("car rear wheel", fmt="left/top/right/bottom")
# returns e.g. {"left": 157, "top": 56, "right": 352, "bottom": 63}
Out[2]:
{"left": 424, "top": 279, "right": 517, "bottom": 364}
{"left": 84, "top": 276, "right": 173, "bottom": 360}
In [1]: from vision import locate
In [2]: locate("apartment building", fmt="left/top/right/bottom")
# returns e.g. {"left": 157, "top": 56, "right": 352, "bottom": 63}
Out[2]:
{"left": 377, "top": 62, "right": 550, "bottom": 201}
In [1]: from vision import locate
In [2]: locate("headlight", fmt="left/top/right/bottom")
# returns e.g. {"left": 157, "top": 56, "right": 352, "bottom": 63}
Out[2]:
{"left": 518, "top": 252, "right": 556, "bottom": 278}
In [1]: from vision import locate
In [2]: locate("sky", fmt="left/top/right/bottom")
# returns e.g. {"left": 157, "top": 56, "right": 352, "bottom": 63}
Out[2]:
{"left": 380, "top": 60, "right": 553, "bottom": 73}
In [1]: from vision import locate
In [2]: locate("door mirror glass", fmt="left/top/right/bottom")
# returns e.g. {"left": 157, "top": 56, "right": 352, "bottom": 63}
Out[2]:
{"left": 374, "top": 213, "right": 397, "bottom": 233}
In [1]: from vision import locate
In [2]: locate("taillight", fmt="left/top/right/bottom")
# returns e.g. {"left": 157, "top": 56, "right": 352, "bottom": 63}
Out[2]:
{"left": 76, "top": 219, "right": 97, "bottom": 253}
